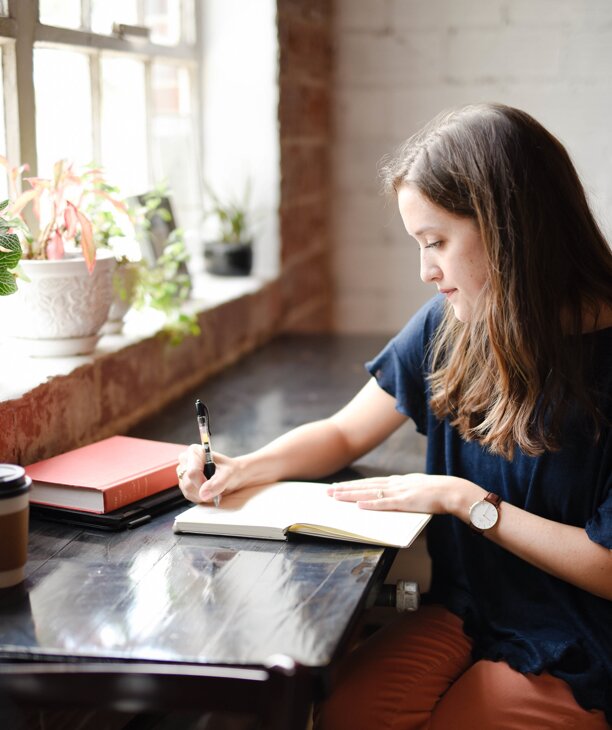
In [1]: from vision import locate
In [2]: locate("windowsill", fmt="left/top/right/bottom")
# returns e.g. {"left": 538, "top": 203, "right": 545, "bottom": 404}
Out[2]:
{"left": 0, "top": 272, "right": 271, "bottom": 403}
{"left": 1, "top": 268, "right": 288, "bottom": 464}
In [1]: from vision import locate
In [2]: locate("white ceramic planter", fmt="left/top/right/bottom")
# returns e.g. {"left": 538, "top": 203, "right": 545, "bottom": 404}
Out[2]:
{"left": 1, "top": 249, "right": 116, "bottom": 357}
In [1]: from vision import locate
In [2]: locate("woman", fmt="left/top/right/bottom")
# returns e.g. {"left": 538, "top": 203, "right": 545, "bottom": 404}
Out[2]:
{"left": 178, "top": 104, "right": 612, "bottom": 727}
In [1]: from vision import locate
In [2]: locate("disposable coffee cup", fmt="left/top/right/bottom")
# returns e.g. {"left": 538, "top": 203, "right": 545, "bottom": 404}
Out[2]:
{"left": 0, "top": 464, "right": 31, "bottom": 588}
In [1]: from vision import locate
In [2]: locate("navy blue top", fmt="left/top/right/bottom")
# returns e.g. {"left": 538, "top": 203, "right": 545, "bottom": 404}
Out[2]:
{"left": 366, "top": 295, "right": 612, "bottom": 721}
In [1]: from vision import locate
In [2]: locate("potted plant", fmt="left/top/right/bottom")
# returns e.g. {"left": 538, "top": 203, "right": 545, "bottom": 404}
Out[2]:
{"left": 202, "top": 182, "right": 254, "bottom": 276}
{"left": 0, "top": 160, "right": 119, "bottom": 357}
{"left": 130, "top": 229, "right": 199, "bottom": 345}
{"left": 91, "top": 185, "right": 199, "bottom": 343}
{"left": 82, "top": 176, "right": 144, "bottom": 335}
{"left": 0, "top": 199, "right": 22, "bottom": 296}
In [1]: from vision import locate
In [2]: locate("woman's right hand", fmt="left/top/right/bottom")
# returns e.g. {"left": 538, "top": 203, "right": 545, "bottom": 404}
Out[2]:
{"left": 177, "top": 444, "right": 245, "bottom": 504}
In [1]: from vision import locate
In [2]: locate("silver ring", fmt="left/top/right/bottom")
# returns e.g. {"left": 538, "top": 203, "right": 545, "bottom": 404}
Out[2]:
{"left": 377, "top": 489, "right": 384, "bottom": 499}
{"left": 177, "top": 467, "right": 186, "bottom": 481}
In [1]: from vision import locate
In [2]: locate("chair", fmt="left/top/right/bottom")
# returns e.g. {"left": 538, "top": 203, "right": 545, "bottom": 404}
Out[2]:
{"left": 0, "top": 654, "right": 312, "bottom": 730}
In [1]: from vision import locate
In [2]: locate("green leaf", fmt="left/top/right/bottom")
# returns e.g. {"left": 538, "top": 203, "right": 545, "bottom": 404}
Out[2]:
{"left": 0, "top": 232, "right": 21, "bottom": 270}
{"left": 0, "top": 268, "right": 17, "bottom": 296}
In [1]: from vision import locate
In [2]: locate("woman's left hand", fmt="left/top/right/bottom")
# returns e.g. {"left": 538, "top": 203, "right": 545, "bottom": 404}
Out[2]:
{"left": 328, "top": 473, "right": 483, "bottom": 516}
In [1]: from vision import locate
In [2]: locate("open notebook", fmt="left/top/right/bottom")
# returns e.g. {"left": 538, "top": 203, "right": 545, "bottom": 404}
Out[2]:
{"left": 173, "top": 481, "right": 431, "bottom": 548}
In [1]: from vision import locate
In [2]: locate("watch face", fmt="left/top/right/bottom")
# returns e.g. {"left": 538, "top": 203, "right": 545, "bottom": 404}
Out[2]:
{"left": 470, "top": 500, "right": 499, "bottom": 530}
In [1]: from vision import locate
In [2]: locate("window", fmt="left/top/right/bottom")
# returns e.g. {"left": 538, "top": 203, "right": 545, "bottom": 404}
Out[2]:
{"left": 1, "top": 0, "right": 280, "bottom": 281}
{"left": 1, "top": 0, "right": 201, "bottom": 238}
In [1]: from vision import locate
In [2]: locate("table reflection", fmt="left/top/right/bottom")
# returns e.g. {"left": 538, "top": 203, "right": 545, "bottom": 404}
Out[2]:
{"left": 19, "top": 521, "right": 385, "bottom": 667}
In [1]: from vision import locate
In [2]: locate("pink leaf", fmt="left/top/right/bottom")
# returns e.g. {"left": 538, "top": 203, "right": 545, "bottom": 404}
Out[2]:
{"left": 23, "top": 177, "right": 50, "bottom": 193}
{"left": 96, "top": 190, "right": 129, "bottom": 214}
{"left": 46, "top": 230, "right": 64, "bottom": 260}
{"left": 9, "top": 188, "right": 39, "bottom": 216}
{"left": 73, "top": 206, "right": 96, "bottom": 273}
{"left": 64, "top": 202, "right": 78, "bottom": 237}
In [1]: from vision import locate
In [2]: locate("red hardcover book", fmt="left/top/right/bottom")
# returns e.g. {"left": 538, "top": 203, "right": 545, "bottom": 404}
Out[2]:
{"left": 25, "top": 436, "right": 186, "bottom": 514}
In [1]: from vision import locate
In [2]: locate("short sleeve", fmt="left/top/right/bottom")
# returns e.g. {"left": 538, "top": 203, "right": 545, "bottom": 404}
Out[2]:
{"left": 365, "top": 296, "right": 445, "bottom": 434}
{"left": 585, "top": 447, "right": 612, "bottom": 548}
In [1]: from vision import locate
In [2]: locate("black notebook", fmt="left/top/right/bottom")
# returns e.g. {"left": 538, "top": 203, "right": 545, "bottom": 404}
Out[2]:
{"left": 29, "top": 487, "right": 188, "bottom": 531}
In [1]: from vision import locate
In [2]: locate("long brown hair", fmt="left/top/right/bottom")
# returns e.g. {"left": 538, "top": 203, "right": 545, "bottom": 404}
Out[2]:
{"left": 380, "top": 103, "right": 612, "bottom": 459}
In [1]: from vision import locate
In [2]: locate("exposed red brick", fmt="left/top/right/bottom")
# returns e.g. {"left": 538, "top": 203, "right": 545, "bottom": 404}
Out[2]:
{"left": 283, "top": 298, "right": 331, "bottom": 332}
{"left": 0, "top": 403, "right": 17, "bottom": 464}
{"left": 278, "top": 16, "right": 332, "bottom": 80}
{"left": 279, "top": 82, "right": 331, "bottom": 140}
{"left": 280, "top": 198, "right": 329, "bottom": 265}
{"left": 281, "top": 250, "right": 332, "bottom": 316}
{"left": 278, "top": 0, "right": 330, "bottom": 25}
{"left": 16, "top": 368, "right": 100, "bottom": 464}
{"left": 277, "top": 0, "right": 333, "bottom": 329}
{"left": 98, "top": 338, "right": 165, "bottom": 427}
{"left": 280, "top": 142, "right": 330, "bottom": 203}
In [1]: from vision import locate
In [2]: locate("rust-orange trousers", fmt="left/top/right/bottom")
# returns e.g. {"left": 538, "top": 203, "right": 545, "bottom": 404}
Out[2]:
{"left": 315, "top": 605, "right": 608, "bottom": 730}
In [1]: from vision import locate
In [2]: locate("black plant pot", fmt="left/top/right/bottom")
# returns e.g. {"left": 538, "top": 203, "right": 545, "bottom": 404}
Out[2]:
{"left": 203, "top": 240, "right": 253, "bottom": 276}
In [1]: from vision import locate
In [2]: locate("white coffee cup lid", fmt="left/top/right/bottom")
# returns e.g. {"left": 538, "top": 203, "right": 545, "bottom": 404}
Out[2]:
{"left": 0, "top": 464, "right": 31, "bottom": 498}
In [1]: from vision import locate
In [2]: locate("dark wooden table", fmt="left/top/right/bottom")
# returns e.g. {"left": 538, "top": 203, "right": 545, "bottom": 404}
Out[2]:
{"left": 0, "top": 335, "right": 426, "bottom": 730}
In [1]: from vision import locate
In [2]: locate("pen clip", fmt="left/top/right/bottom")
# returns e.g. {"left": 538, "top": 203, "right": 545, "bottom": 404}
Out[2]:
{"left": 202, "top": 403, "right": 212, "bottom": 437}
{"left": 196, "top": 399, "right": 212, "bottom": 437}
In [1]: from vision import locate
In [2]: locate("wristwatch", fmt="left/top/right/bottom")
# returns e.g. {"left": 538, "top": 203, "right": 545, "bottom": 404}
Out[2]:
{"left": 468, "top": 492, "right": 501, "bottom": 533}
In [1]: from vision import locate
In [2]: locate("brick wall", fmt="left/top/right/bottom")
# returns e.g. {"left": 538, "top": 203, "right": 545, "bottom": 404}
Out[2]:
{"left": 0, "top": 284, "right": 286, "bottom": 465}
{"left": 333, "top": 0, "right": 612, "bottom": 333}
{"left": 278, "top": 0, "right": 334, "bottom": 332}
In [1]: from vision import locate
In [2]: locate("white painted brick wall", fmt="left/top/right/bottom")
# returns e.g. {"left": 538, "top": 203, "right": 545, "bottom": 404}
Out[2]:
{"left": 389, "top": 0, "right": 505, "bottom": 29}
{"left": 332, "top": 0, "right": 612, "bottom": 333}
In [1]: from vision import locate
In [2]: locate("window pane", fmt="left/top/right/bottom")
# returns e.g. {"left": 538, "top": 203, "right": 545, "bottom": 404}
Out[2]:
{"left": 0, "top": 53, "right": 7, "bottom": 199}
{"left": 152, "top": 63, "right": 191, "bottom": 116}
{"left": 34, "top": 49, "right": 93, "bottom": 176}
{"left": 145, "top": 0, "right": 181, "bottom": 46}
{"left": 182, "top": 0, "right": 196, "bottom": 44}
{"left": 0, "top": 1, "right": 8, "bottom": 18}
{"left": 91, "top": 0, "right": 138, "bottom": 35}
{"left": 39, "top": 0, "right": 81, "bottom": 29}
{"left": 100, "top": 56, "right": 148, "bottom": 195}
{"left": 150, "top": 63, "right": 200, "bottom": 234}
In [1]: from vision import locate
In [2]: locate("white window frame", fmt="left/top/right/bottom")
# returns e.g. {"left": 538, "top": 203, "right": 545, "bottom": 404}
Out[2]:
{"left": 1, "top": 0, "right": 201, "bottom": 192}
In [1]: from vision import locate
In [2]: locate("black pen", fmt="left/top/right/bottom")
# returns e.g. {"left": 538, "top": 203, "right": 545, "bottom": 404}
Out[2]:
{"left": 195, "top": 399, "right": 220, "bottom": 507}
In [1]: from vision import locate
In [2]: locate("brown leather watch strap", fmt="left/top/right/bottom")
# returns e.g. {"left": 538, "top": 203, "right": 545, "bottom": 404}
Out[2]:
{"left": 484, "top": 492, "right": 502, "bottom": 508}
